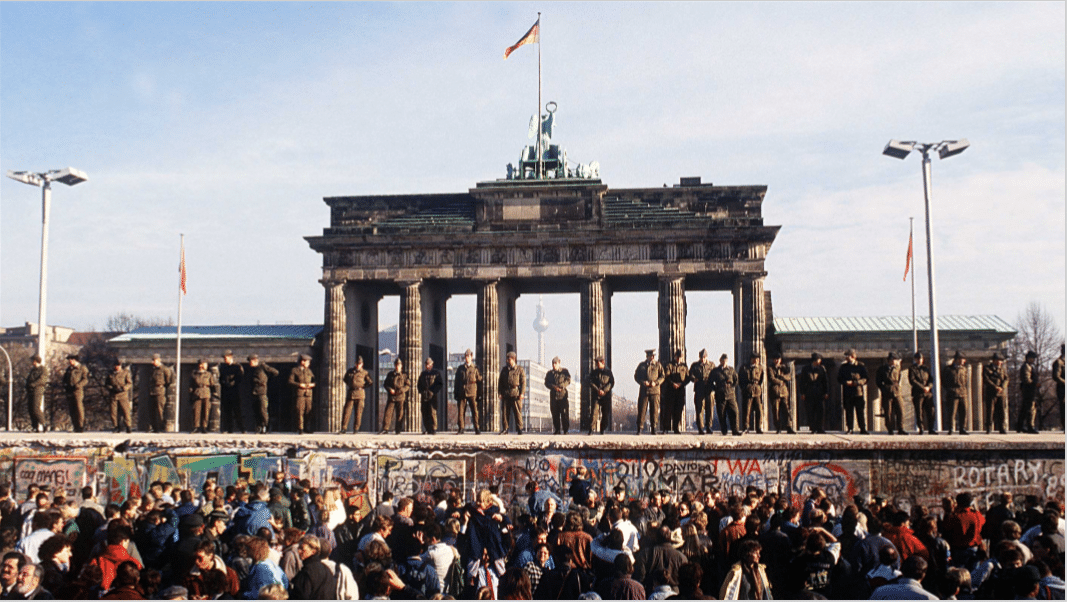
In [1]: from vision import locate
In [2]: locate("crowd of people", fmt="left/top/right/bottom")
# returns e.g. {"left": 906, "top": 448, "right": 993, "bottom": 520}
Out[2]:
{"left": 0, "top": 470, "right": 1064, "bottom": 600}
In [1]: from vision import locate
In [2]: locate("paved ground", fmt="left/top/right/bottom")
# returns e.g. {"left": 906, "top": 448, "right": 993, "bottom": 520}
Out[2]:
{"left": 1, "top": 428, "right": 1061, "bottom": 452}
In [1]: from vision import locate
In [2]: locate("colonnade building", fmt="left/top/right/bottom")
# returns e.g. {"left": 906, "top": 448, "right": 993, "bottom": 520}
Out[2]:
{"left": 306, "top": 176, "right": 779, "bottom": 434}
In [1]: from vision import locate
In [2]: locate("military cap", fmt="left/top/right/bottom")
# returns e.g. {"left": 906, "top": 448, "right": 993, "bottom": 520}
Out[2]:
{"left": 198, "top": 358, "right": 208, "bottom": 365}
{"left": 991, "top": 352, "right": 1003, "bottom": 361}
{"left": 223, "top": 350, "right": 234, "bottom": 357}
{"left": 645, "top": 349, "right": 656, "bottom": 356}
{"left": 613, "top": 483, "right": 626, "bottom": 493}
{"left": 953, "top": 350, "right": 966, "bottom": 360}
{"left": 771, "top": 352, "right": 782, "bottom": 359}
{"left": 31, "top": 354, "right": 42, "bottom": 362}
{"left": 673, "top": 349, "right": 684, "bottom": 359}
{"left": 720, "top": 353, "right": 729, "bottom": 361}
{"left": 464, "top": 348, "right": 474, "bottom": 357}
{"left": 913, "top": 351, "right": 924, "bottom": 359}
{"left": 113, "top": 358, "right": 123, "bottom": 366}
{"left": 248, "top": 353, "right": 259, "bottom": 361}
{"left": 393, "top": 357, "right": 403, "bottom": 365}
{"left": 844, "top": 349, "right": 857, "bottom": 358}
{"left": 151, "top": 353, "right": 162, "bottom": 360}
{"left": 594, "top": 355, "right": 605, "bottom": 362}
{"left": 159, "top": 585, "right": 189, "bottom": 600}
{"left": 299, "top": 353, "right": 312, "bottom": 361}
{"left": 552, "top": 356, "right": 561, "bottom": 364}
{"left": 1026, "top": 350, "right": 1038, "bottom": 359}
{"left": 506, "top": 351, "right": 517, "bottom": 360}
{"left": 699, "top": 349, "right": 708, "bottom": 358}
{"left": 179, "top": 513, "right": 204, "bottom": 528}
{"left": 207, "top": 511, "right": 229, "bottom": 524}
{"left": 811, "top": 352, "right": 822, "bottom": 361}
{"left": 66, "top": 354, "right": 79, "bottom": 360}
{"left": 887, "top": 352, "right": 899, "bottom": 360}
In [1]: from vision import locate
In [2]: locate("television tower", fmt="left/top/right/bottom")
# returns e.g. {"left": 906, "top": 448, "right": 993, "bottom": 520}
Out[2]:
{"left": 533, "top": 296, "right": 549, "bottom": 365}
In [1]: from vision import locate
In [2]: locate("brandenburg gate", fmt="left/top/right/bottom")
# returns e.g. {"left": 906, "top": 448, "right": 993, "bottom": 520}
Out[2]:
{"left": 307, "top": 177, "right": 779, "bottom": 434}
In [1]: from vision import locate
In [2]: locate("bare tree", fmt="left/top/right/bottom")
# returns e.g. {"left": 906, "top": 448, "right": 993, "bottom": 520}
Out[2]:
{"left": 1007, "top": 302, "right": 1064, "bottom": 429}
{"left": 106, "top": 312, "right": 174, "bottom": 333}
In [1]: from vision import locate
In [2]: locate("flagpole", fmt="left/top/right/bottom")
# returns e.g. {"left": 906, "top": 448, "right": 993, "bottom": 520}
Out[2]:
{"left": 174, "top": 233, "right": 184, "bottom": 433}
{"left": 536, "top": 12, "right": 542, "bottom": 179}
{"left": 910, "top": 217, "right": 917, "bottom": 354}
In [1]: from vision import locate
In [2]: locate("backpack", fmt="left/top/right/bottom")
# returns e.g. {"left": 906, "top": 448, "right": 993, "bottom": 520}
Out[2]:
{"left": 444, "top": 546, "right": 465, "bottom": 597}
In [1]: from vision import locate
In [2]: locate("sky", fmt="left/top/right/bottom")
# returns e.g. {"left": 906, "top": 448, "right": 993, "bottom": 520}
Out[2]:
{"left": 2, "top": 2, "right": 1064, "bottom": 402}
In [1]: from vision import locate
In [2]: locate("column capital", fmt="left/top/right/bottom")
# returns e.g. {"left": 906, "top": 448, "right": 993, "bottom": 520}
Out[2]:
{"left": 658, "top": 273, "right": 685, "bottom": 283}
{"left": 396, "top": 278, "right": 423, "bottom": 289}
{"left": 319, "top": 278, "right": 346, "bottom": 288}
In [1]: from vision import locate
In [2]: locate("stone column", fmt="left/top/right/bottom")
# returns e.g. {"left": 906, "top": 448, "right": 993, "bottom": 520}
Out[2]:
{"left": 580, "top": 277, "right": 609, "bottom": 431}
{"left": 344, "top": 283, "right": 382, "bottom": 432}
{"left": 320, "top": 279, "right": 347, "bottom": 433}
{"left": 399, "top": 280, "right": 422, "bottom": 433}
{"left": 658, "top": 275, "right": 686, "bottom": 361}
{"left": 420, "top": 283, "right": 451, "bottom": 430}
{"left": 477, "top": 280, "right": 501, "bottom": 433}
{"left": 970, "top": 362, "right": 983, "bottom": 432}
{"left": 734, "top": 275, "right": 767, "bottom": 431}
{"left": 788, "top": 360, "right": 798, "bottom": 432}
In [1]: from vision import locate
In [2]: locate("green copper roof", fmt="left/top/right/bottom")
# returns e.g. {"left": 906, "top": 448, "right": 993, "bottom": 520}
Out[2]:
{"left": 774, "top": 315, "right": 1015, "bottom": 334}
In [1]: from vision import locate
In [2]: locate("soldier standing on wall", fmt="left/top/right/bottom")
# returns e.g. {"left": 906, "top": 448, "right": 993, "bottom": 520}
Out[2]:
{"left": 838, "top": 349, "right": 869, "bottom": 435}
{"left": 248, "top": 354, "right": 279, "bottom": 434}
{"left": 148, "top": 353, "right": 174, "bottom": 433}
{"left": 1054, "top": 344, "right": 1065, "bottom": 430}
{"left": 634, "top": 349, "right": 664, "bottom": 435}
{"left": 908, "top": 352, "right": 935, "bottom": 434}
{"left": 417, "top": 357, "right": 443, "bottom": 435}
{"left": 341, "top": 355, "right": 372, "bottom": 434}
{"left": 454, "top": 349, "right": 481, "bottom": 435}
{"left": 663, "top": 349, "right": 689, "bottom": 434}
{"left": 218, "top": 350, "right": 245, "bottom": 434}
{"left": 982, "top": 352, "right": 1009, "bottom": 435}
{"left": 943, "top": 350, "right": 969, "bottom": 436}
{"left": 768, "top": 353, "right": 794, "bottom": 434}
{"left": 498, "top": 351, "right": 526, "bottom": 435}
{"left": 289, "top": 354, "right": 316, "bottom": 434}
{"left": 63, "top": 354, "right": 89, "bottom": 432}
{"left": 712, "top": 353, "right": 740, "bottom": 436}
{"left": 799, "top": 353, "right": 828, "bottom": 434}
{"left": 24, "top": 355, "right": 48, "bottom": 432}
{"left": 381, "top": 357, "right": 409, "bottom": 434}
{"left": 876, "top": 352, "right": 906, "bottom": 435}
{"left": 740, "top": 352, "right": 764, "bottom": 434}
{"left": 689, "top": 349, "right": 715, "bottom": 435}
{"left": 1018, "top": 350, "right": 1039, "bottom": 434}
{"left": 189, "top": 359, "right": 215, "bottom": 434}
{"left": 586, "top": 356, "right": 614, "bottom": 435}
{"left": 106, "top": 358, "right": 133, "bottom": 433}
{"left": 544, "top": 356, "right": 571, "bottom": 435}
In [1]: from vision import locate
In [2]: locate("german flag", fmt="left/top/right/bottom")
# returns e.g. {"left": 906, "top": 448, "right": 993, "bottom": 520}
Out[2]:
{"left": 504, "top": 18, "right": 539, "bottom": 59}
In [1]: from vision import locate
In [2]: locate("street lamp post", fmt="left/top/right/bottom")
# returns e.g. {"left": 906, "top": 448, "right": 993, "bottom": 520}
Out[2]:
{"left": 882, "top": 139, "right": 969, "bottom": 433}
{"left": 0, "top": 345, "right": 12, "bottom": 431}
{"left": 5, "top": 168, "right": 89, "bottom": 365}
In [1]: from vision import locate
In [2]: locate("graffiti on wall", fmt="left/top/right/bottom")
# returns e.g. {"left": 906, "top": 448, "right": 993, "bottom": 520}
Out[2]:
{"left": 380, "top": 454, "right": 465, "bottom": 500}
{"left": 790, "top": 461, "right": 868, "bottom": 509}
{"left": 14, "top": 456, "right": 88, "bottom": 499}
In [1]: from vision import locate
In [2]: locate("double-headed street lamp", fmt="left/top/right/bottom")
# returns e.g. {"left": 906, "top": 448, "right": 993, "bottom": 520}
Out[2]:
{"left": 5, "top": 167, "right": 89, "bottom": 366}
{"left": 882, "top": 139, "right": 969, "bottom": 433}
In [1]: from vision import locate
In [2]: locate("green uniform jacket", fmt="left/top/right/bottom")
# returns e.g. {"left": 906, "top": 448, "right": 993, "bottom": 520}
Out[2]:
{"left": 289, "top": 366, "right": 315, "bottom": 400}
{"left": 498, "top": 364, "right": 526, "bottom": 399}
{"left": 634, "top": 360, "right": 665, "bottom": 395}
{"left": 544, "top": 369, "right": 571, "bottom": 402}
{"left": 908, "top": 363, "right": 932, "bottom": 398}
{"left": 767, "top": 363, "right": 791, "bottom": 398}
{"left": 876, "top": 364, "right": 901, "bottom": 397}
{"left": 664, "top": 362, "right": 689, "bottom": 394}
{"left": 741, "top": 364, "right": 763, "bottom": 399}
{"left": 1019, "top": 362, "right": 1038, "bottom": 395}
{"left": 689, "top": 360, "right": 715, "bottom": 397}
{"left": 249, "top": 363, "right": 279, "bottom": 396}
{"left": 25, "top": 365, "right": 48, "bottom": 393}
{"left": 454, "top": 363, "right": 481, "bottom": 399}
{"left": 587, "top": 368, "right": 614, "bottom": 398}
{"left": 943, "top": 363, "right": 968, "bottom": 395}
{"left": 150, "top": 365, "right": 175, "bottom": 395}
{"left": 106, "top": 369, "right": 133, "bottom": 397}
{"left": 63, "top": 364, "right": 89, "bottom": 394}
{"left": 982, "top": 363, "right": 1008, "bottom": 396}
{"left": 712, "top": 365, "right": 738, "bottom": 401}
{"left": 344, "top": 367, "right": 372, "bottom": 401}
{"left": 384, "top": 370, "right": 410, "bottom": 402}
{"left": 417, "top": 369, "right": 443, "bottom": 404}
{"left": 190, "top": 369, "right": 216, "bottom": 399}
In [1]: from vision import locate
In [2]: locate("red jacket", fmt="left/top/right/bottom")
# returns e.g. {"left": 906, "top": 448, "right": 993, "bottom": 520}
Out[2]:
{"left": 881, "top": 524, "right": 930, "bottom": 561}
{"left": 89, "top": 544, "right": 143, "bottom": 590}
{"left": 943, "top": 508, "right": 985, "bottom": 549}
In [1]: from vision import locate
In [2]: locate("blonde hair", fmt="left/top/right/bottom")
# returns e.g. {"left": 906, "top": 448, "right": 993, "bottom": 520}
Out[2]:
{"left": 258, "top": 583, "right": 289, "bottom": 600}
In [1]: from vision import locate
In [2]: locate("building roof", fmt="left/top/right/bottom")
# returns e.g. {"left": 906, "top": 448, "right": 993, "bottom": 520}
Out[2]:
{"left": 773, "top": 315, "right": 1015, "bottom": 335}
{"left": 109, "top": 324, "right": 323, "bottom": 342}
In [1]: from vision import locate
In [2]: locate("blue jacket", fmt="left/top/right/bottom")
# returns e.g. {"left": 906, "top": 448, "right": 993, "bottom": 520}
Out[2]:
{"left": 241, "top": 560, "right": 288, "bottom": 599}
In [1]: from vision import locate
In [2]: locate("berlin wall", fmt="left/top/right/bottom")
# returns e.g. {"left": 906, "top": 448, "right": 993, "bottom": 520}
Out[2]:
{"left": 2, "top": 440, "right": 1062, "bottom": 515}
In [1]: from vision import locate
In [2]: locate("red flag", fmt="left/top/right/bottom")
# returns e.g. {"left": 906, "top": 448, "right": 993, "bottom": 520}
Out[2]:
{"left": 903, "top": 231, "right": 913, "bottom": 281}
{"left": 504, "top": 18, "right": 539, "bottom": 59}
{"left": 179, "top": 244, "right": 187, "bottom": 295}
